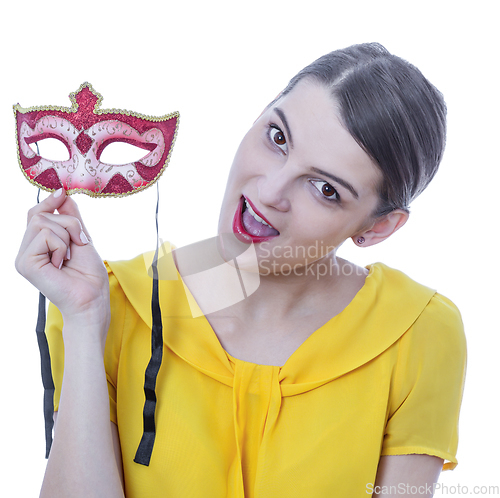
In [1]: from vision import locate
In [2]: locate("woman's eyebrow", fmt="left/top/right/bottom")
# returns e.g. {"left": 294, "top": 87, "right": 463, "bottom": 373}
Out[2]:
{"left": 273, "top": 107, "right": 294, "bottom": 148}
{"left": 309, "top": 167, "right": 360, "bottom": 199}
{"left": 272, "top": 108, "right": 359, "bottom": 199}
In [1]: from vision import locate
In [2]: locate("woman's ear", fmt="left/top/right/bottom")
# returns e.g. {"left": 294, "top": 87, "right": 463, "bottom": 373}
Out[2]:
{"left": 352, "top": 209, "right": 409, "bottom": 247}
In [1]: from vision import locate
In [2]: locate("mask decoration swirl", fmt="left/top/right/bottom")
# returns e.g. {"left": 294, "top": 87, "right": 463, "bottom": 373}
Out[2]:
{"left": 14, "top": 82, "right": 179, "bottom": 197}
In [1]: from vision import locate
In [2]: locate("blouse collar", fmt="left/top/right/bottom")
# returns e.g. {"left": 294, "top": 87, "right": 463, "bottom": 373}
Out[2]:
{"left": 107, "top": 246, "right": 436, "bottom": 395}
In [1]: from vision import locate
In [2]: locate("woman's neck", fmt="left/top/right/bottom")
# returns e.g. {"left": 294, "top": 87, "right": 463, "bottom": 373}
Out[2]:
{"left": 233, "top": 255, "right": 368, "bottom": 322}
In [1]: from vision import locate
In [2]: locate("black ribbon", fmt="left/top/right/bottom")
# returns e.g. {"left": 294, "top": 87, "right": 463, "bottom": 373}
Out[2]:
{"left": 34, "top": 183, "right": 55, "bottom": 459}
{"left": 36, "top": 291, "right": 55, "bottom": 458}
{"left": 32, "top": 179, "right": 165, "bottom": 465}
{"left": 134, "top": 184, "right": 163, "bottom": 466}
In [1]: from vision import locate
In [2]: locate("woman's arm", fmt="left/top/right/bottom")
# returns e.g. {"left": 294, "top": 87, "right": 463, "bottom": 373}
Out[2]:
{"left": 39, "top": 325, "right": 124, "bottom": 498}
{"left": 16, "top": 189, "right": 124, "bottom": 497}
{"left": 371, "top": 454, "right": 443, "bottom": 497}
{"left": 52, "top": 413, "right": 123, "bottom": 489}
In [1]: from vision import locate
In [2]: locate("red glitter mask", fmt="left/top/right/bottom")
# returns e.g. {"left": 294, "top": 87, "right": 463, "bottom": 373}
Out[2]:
{"left": 14, "top": 82, "right": 179, "bottom": 196}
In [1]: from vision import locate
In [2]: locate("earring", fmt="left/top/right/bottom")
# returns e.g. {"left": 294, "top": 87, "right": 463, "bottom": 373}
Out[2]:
{"left": 357, "top": 237, "right": 365, "bottom": 245}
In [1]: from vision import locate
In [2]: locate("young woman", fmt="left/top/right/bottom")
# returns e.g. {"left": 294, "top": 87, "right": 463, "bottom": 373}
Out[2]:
{"left": 16, "top": 43, "right": 466, "bottom": 497}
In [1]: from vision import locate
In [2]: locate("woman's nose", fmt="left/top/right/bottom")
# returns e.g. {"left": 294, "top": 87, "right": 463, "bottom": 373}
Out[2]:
{"left": 256, "top": 166, "right": 293, "bottom": 212}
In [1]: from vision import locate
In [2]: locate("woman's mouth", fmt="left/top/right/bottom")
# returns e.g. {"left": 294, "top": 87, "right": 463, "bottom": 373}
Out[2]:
{"left": 232, "top": 196, "right": 280, "bottom": 243}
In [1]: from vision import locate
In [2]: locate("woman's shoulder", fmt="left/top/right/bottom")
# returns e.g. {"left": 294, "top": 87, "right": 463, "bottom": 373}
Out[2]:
{"left": 104, "top": 242, "right": 178, "bottom": 297}
{"left": 366, "top": 262, "right": 464, "bottom": 336}
{"left": 412, "top": 291, "right": 466, "bottom": 352}
{"left": 105, "top": 241, "right": 177, "bottom": 281}
{"left": 368, "top": 262, "right": 465, "bottom": 347}
{"left": 104, "top": 242, "right": 195, "bottom": 321}
{"left": 371, "top": 262, "right": 461, "bottom": 310}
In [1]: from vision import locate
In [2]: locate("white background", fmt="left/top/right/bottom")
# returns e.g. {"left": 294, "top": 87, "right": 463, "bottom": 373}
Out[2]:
{"left": 1, "top": 0, "right": 498, "bottom": 495}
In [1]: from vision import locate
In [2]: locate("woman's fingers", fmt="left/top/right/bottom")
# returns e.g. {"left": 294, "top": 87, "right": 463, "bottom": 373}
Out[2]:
{"left": 55, "top": 195, "right": 91, "bottom": 241}
{"left": 17, "top": 189, "right": 92, "bottom": 275}
{"left": 17, "top": 221, "right": 67, "bottom": 276}
{"left": 19, "top": 211, "right": 89, "bottom": 270}
{"left": 57, "top": 192, "right": 91, "bottom": 244}
{"left": 37, "top": 212, "right": 89, "bottom": 248}
{"left": 17, "top": 188, "right": 110, "bottom": 329}
{"left": 27, "top": 188, "right": 67, "bottom": 224}
{"left": 31, "top": 226, "right": 72, "bottom": 271}
{"left": 26, "top": 189, "right": 91, "bottom": 244}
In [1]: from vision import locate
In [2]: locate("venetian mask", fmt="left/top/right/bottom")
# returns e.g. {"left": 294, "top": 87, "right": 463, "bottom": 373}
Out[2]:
{"left": 14, "top": 82, "right": 179, "bottom": 197}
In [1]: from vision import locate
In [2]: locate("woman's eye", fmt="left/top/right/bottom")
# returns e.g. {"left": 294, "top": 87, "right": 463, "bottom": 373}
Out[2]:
{"left": 269, "top": 125, "right": 287, "bottom": 153}
{"left": 311, "top": 180, "right": 340, "bottom": 201}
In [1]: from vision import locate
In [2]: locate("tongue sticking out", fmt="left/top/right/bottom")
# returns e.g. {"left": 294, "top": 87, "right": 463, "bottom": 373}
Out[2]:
{"left": 242, "top": 208, "right": 280, "bottom": 237}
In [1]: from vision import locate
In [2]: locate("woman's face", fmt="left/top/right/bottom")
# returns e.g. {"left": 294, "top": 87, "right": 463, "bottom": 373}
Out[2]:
{"left": 218, "top": 79, "right": 383, "bottom": 274}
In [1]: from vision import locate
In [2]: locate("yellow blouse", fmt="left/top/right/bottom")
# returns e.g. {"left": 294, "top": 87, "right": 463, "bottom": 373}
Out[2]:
{"left": 46, "top": 251, "right": 466, "bottom": 497}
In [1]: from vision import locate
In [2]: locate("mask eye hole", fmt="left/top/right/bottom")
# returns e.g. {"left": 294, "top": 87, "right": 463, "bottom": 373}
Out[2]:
{"left": 29, "top": 137, "right": 70, "bottom": 161}
{"left": 99, "top": 141, "right": 154, "bottom": 165}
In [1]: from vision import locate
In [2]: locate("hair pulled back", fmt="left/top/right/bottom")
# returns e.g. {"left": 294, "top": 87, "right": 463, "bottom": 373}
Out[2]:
{"left": 281, "top": 43, "right": 447, "bottom": 216}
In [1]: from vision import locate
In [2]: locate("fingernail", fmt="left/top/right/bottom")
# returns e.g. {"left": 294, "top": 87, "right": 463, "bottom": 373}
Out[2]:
{"left": 66, "top": 247, "right": 71, "bottom": 260}
{"left": 53, "top": 188, "right": 63, "bottom": 198}
{"left": 80, "top": 231, "right": 89, "bottom": 244}
{"left": 59, "top": 259, "right": 64, "bottom": 270}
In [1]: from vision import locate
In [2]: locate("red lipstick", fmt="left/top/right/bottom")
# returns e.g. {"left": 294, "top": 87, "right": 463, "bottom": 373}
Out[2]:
{"left": 232, "top": 196, "right": 280, "bottom": 244}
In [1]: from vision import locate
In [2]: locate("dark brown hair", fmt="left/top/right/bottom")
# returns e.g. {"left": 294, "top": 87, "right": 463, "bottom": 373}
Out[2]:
{"left": 280, "top": 43, "right": 447, "bottom": 216}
